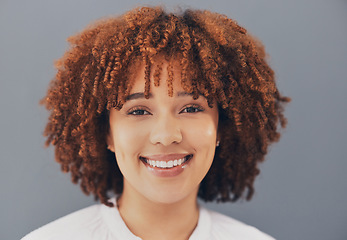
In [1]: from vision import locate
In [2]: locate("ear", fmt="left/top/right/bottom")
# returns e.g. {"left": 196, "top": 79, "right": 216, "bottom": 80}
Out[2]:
{"left": 216, "top": 134, "right": 221, "bottom": 147}
{"left": 216, "top": 103, "right": 222, "bottom": 146}
{"left": 106, "top": 132, "right": 115, "bottom": 153}
{"left": 216, "top": 125, "right": 222, "bottom": 147}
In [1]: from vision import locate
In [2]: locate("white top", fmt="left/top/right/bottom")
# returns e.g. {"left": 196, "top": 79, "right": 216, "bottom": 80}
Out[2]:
{"left": 22, "top": 199, "right": 275, "bottom": 240}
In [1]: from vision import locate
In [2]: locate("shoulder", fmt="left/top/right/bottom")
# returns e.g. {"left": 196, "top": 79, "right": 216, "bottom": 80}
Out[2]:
{"left": 21, "top": 203, "right": 107, "bottom": 240}
{"left": 202, "top": 207, "right": 276, "bottom": 240}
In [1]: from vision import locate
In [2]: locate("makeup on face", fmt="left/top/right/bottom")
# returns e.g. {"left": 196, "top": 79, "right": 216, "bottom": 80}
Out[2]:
{"left": 107, "top": 60, "right": 219, "bottom": 204}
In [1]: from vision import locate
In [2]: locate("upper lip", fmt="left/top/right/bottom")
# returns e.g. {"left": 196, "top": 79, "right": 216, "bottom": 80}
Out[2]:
{"left": 140, "top": 153, "right": 191, "bottom": 161}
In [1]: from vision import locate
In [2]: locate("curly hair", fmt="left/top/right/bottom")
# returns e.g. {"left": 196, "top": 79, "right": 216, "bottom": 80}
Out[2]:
{"left": 41, "top": 6, "right": 290, "bottom": 207}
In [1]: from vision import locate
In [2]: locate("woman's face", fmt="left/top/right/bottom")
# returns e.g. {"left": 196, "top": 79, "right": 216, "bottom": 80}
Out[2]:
{"left": 108, "top": 61, "right": 219, "bottom": 204}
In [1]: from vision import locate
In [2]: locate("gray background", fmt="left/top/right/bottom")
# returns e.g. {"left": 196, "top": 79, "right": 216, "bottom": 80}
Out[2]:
{"left": 1, "top": 0, "right": 346, "bottom": 239}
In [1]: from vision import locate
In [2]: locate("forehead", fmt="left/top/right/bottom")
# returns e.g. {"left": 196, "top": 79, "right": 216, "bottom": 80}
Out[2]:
{"left": 127, "top": 59, "right": 192, "bottom": 95}
{"left": 107, "top": 56, "right": 217, "bottom": 110}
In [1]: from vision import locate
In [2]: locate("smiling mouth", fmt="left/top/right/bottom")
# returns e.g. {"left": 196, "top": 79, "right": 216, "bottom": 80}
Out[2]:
{"left": 139, "top": 154, "right": 193, "bottom": 169}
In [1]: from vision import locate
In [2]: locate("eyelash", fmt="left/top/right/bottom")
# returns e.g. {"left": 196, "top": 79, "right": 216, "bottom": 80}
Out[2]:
{"left": 126, "top": 104, "right": 204, "bottom": 116}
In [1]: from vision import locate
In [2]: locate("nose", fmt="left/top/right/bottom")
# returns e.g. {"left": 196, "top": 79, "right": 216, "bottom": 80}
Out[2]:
{"left": 149, "top": 113, "right": 183, "bottom": 146}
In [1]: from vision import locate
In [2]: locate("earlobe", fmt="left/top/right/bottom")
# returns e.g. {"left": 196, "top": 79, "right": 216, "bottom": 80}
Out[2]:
{"left": 106, "top": 133, "right": 115, "bottom": 152}
{"left": 107, "top": 145, "right": 115, "bottom": 152}
{"left": 216, "top": 130, "right": 221, "bottom": 147}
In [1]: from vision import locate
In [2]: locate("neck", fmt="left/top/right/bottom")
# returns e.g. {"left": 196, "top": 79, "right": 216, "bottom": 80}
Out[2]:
{"left": 117, "top": 181, "right": 200, "bottom": 240}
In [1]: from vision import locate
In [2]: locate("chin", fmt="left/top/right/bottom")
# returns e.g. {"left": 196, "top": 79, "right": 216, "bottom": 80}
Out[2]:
{"left": 144, "top": 185, "right": 198, "bottom": 205}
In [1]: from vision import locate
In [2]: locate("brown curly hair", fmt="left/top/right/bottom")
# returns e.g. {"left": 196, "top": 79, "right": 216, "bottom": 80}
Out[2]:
{"left": 41, "top": 6, "right": 290, "bottom": 207}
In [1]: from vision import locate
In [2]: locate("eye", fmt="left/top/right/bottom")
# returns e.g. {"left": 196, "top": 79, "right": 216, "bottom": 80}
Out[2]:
{"left": 180, "top": 105, "right": 204, "bottom": 114}
{"left": 127, "top": 107, "right": 151, "bottom": 116}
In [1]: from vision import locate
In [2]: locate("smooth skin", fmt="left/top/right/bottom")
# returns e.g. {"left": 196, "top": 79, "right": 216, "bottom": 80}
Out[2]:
{"left": 107, "top": 60, "right": 219, "bottom": 240}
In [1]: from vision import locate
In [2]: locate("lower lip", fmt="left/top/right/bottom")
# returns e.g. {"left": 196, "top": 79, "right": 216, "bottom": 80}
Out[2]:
{"left": 141, "top": 156, "right": 192, "bottom": 178}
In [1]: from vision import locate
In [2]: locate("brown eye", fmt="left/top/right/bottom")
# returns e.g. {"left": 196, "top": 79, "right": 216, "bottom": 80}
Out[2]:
{"left": 180, "top": 105, "right": 204, "bottom": 114}
{"left": 127, "top": 108, "right": 151, "bottom": 115}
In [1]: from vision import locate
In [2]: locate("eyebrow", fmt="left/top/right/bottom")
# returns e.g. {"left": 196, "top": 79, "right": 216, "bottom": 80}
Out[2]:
{"left": 125, "top": 91, "right": 195, "bottom": 101}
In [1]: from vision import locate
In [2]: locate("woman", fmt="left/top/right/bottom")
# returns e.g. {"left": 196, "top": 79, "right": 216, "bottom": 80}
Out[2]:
{"left": 23, "top": 6, "right": 289, "bottom": 240}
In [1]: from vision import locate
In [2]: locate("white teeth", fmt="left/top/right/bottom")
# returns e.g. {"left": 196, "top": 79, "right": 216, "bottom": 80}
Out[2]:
{"left": 145, "top": 156, "right": 190, "bottom": 169}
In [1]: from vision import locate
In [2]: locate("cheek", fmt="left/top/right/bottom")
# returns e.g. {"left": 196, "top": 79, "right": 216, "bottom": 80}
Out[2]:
{"left": 111, "top": 120, "right": 146, "bottom": 161}
{"left": 114, "top": 124, "right": 140, "bottom": 145}
{"left": 184, "top": 118, "right": 218, "bottom": 148}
